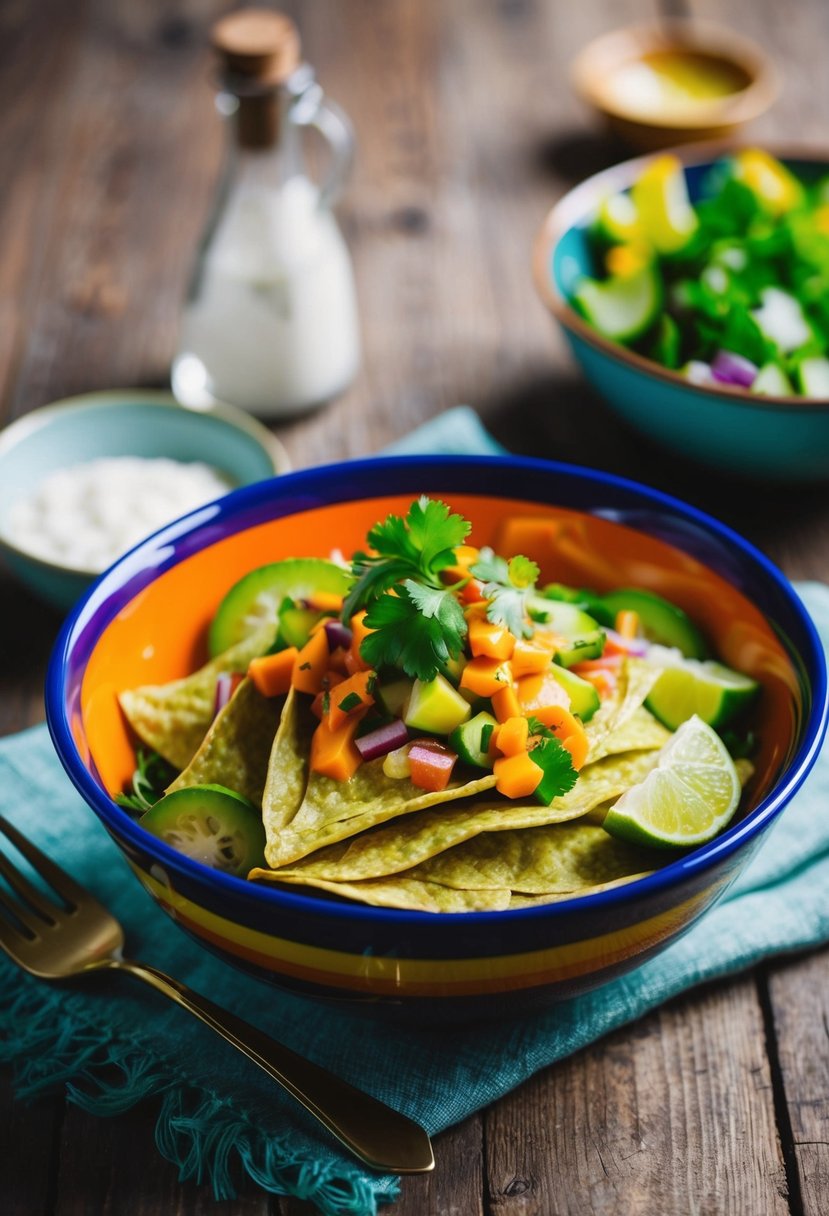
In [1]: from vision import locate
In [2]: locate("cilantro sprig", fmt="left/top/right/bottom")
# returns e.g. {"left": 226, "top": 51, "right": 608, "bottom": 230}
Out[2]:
{"left": 345, "top": 497, "right": 471, "bottom": 682}
{"left": 470, "top": 548, "right": 539, "bottom": 638}
{"left": 115, "top": 747, "right": 177, "bottom": 814}
{"left": 524, "top": 719, "right": 579, "bottom": 803}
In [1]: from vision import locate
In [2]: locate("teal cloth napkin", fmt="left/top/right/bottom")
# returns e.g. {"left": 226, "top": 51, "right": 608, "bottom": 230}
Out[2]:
{"left": 2, "top": 406, "right": 829, "bottom": 1216}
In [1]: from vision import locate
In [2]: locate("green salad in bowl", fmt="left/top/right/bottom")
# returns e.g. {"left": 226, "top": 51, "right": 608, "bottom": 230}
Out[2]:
{"left": 573, "top": 148, "right": 829, "bottom": 396}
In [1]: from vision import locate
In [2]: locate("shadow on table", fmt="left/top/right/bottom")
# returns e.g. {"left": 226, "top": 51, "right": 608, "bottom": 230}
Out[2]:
{"left": 477, "top": 372, "right": 829, "bottom": 552}
{"left": 534, "top": 129, "right": 633, "bottom": 186}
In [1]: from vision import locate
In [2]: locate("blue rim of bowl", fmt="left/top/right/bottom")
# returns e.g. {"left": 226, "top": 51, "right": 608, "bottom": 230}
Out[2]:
{"left": 46, "top": 454, "right": 829, "bottom": 928}
{"left": 532, "top": 142, "right": 829, "bottom": 410}
{"left": 0, "top": 389, "right": 291, "bottom": 579}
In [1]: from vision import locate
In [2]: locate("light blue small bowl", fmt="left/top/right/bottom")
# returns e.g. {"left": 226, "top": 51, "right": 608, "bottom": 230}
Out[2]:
{"left": 0, "top": 390, "right": 290, "bottom": 611}
{"left": 533, "top": 147, "right": 829, "bottom": 481}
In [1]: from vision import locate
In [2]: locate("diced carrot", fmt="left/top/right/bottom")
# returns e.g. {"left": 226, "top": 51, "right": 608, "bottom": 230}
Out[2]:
{"left": 291, "top": 629, "right": 330, "bottom": 694}
{"left": 492, "top": 518, "right": 559, "bottom": 580}
{"left": 441, "top": 546, "right": 481, "bottom": 584}
{"left": 517, "top": 671, "right": 571, "bottom": 713}
{"left": 310, "top": 712, "right": 366, "bottom": 781}
{"left": 307, "top": 591, "right": 344, "bottom": 613}
{"left": 573, "top": 668, "right": 617, "bottom": 699}
{"left": 615, "top": 609, "right": 640, "bottom": 641}
{"left": 327, "top": 670, "right": 376, "bottom": 730}
{"left": 570, "top": 654, "right": 623, "bottom": 673}
{"left": 344, "top": 610, "right": 373, "bottom": 673}
{"left": 248, "top": 647, "right": 298, "bottom": 697}
{"left": 408, "top": 740, "right": 457, "bottom": 792}
{"left": 494, "top": 751, "right": 542, "bottom": 799}
{"left": 494, "top": 716, "right": 529, "bottom": 757}
{"left": 328, "top": 646, "right": 350, "bottom": 675}
{"left": 459, "top": 577, "right": 486, "bottom": 605}
{"left": 468, "top": 617, "right": 516, "bottom": 661}
{"left": 491, "top": 684, "right": 522, "bottom": 722}
{"left": 460, "top": 656, "right": 512, "bottom": 698}
{"left": 463, "top": 601, "right": 489, "bottom": 622}
{"left": 601, "top": 634, "right": 628, "bottom": 657}
{"left": 531, "top": 705, "right": 589, "bottom": 770}
{"left": 309, "top": 670, "right": 346, "bottom": 719}
{"left": 511, "top": 638, "right": 554, "bottom": 677}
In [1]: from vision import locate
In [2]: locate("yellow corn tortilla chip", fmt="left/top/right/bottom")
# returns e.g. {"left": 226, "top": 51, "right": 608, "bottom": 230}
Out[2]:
{"left": 119, "top": 624, "right": 275, "bottom": 771}
{"left": 261, "top": 688, "right": 316, "bottom": 857}
{"left": 165, "top": 677, "right": 282, "bottom": 807}
{"left": 599, "top": 706, "right": 672, "bottom": 756}
{"left": 257, "top": 748, "right": 661, "bottom": 882}
{"left": 264, "top": 758, "right": 498, "bottom": 868}
{"left": 508, "top": 871, "right": 653, "bottom": 906}
{"left": 585, "top": 658, "right": 663, "bottom": 764}
{"left": 251, "top": 872, "right": 513, "bottom": 912}
{"left": 411, "top": 821, "right": 661, "bottom": 894}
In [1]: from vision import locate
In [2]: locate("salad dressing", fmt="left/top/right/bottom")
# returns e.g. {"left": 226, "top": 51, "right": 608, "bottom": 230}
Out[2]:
{"left": 604, "top": 50, "right": 749, "bottom": 118}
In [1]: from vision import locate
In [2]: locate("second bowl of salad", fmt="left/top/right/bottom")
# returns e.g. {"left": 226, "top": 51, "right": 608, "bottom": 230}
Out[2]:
{"left": 534, "top": 145, "right": 829, "bottom": 480}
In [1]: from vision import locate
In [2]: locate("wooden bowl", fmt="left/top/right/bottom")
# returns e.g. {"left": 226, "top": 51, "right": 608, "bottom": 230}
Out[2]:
{"left": 572, "top": 21, "right": 779, "bottom": 150}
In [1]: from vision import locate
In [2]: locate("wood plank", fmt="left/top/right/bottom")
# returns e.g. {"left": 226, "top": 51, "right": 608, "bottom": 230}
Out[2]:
{"left": 0, "top": 1072, "right": 62, "bottom": 1216}
{"left": 765, "top": 950, "right": 829, "bottom": 1216}
{"left": 484, "top": 978, "right": 789, "bottom": 1215}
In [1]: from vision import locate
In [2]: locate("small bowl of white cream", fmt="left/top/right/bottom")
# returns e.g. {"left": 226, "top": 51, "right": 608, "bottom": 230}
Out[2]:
{"left": 0, "top": 390, "right": 290, "bottom": 610}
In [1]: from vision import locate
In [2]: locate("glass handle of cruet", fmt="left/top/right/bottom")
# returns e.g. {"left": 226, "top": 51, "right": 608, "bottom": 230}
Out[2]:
{"left": 287, "top": 66, "right": 355, "bottom": 209}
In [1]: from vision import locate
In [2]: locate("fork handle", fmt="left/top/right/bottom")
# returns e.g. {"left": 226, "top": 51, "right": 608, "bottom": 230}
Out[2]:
{"left": 107, "top": 958, "right": 433, "bottom": 1174}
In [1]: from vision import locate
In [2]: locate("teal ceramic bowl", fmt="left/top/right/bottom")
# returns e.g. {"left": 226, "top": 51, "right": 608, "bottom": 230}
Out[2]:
{"left": 533, "top": 146, "right": 829, "bottom": 481}
{"left": 0, "top": 391, "right": 289, "bottom": 611}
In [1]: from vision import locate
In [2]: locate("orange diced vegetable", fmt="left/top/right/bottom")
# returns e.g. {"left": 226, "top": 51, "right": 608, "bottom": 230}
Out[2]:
{"left": 531, "top": 705, "right": 589, "bottom": 770}
{"left": 460, "top": 656, "right": 512, "bottom": 698}
{"left": 248, "top": 647, "right": 298, "bottom": 697}
{"left": 511, "top": 638, "right": 554, "bottom": 677}
{"left": 345, "top": 610, "right": 373, "bottom": 673}
{"left": 408, "top": 740, "right": 457, "bottom": 792}
{"left": 459, "top": 577, "right": 486, "bottom": 605}
{"left": 310, "top": 670, "right": 345, "bottom": 719}
{"left": 517, "top": 671, "right": 571, "bottom": 713}
{"left": 491, "top": 684, "right": 522, "bottom": 722}
{"left": 441, "top": 545, "right": 481, "bottom": 584}
{"left": 494, "top": 751, "right": 542, "bottom": 799}
{"left": 307, "top": 591, "right": 344, "bottom": 613}
{"left": 310, "top": 712, "right": 365, "bottom": 781}
{"left": 615, "top": 609, "right": 640, "bottom": 641}
{"left": 468, "top": 617, "right": 516, "bottom": 661}
{"left": 494, "top": 716, "right": 529, "bottom": 757}
{"left": 291, "top": 629, "right": 330, "bottom": 694}
{"left": 328, "top": 670, "right": 376, "bottom": 730}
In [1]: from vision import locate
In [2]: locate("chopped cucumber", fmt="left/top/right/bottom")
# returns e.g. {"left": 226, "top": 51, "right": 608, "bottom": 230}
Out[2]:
{"left": 139, "top": 784, "right": 265, "bottom": 874}
{"left": 376, "top": 676, "right": 414, "bottom": 718}
{"left": 572, "top": 262, "right": 662, "bottom": 345}
{"left": 208, "top": 558, "right": 352, "bottom": 658}
{"left": 404, "top": 674, "right": 471, "bottom": 736}
{"left": 553, "top": 629, "right": 606, "bottom": 669}
{"left": 528, "top": 596, "right": 601, "bottom": 636}
{"left": 449, "top": 711, "right": 498, "bottom": 769}
{"left": 548, "top": 666, "right": 600, "bottom": 721}
{"left": 278, "top": 602, "right": 321, "bottom": 648}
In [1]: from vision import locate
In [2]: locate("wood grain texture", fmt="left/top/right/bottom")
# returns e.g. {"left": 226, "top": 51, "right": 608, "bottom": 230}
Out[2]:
{"left": 0, "top": 0, "right": 827, "bottom": 1212}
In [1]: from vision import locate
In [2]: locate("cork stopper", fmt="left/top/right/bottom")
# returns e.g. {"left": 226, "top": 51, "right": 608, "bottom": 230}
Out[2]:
{"left": 211, "top": 8, "right": 301, "bottom": 148}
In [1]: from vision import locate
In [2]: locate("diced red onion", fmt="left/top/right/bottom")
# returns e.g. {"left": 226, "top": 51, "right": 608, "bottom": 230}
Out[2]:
{"left": 324, "top": 619, "right": 353, "bottom": 651}
{"left": 213, "top": 672, "right": 239, "bottom": 718}
{"left": 683, "top": 360, "right": 715, "bottom": 386}
{"left": 355, "top": 719, "right": 409, "bottom": 761}
{"left": 605, "top": 627, "right": 648, "bottom": 657}
{"left": 711, "top": 350, "right": 758, "bottom": 388}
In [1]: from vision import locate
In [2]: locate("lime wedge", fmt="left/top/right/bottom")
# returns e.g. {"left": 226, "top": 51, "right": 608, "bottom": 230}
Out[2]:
{"left": 603, "top": 715, "right": 741, "bottom": 849}
{"left": 644, "top": 654, "right": 759, "bottom": 731}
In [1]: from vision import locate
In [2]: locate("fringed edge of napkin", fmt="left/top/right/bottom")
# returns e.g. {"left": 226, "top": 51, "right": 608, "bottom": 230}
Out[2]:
{"left": 0, "top": 968, "right": 397, "bottom": 1214}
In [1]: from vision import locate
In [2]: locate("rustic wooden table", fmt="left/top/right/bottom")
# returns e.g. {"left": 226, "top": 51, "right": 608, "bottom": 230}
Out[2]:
{"left": 2, "top": 1, "right": 828, "bottom": 1213}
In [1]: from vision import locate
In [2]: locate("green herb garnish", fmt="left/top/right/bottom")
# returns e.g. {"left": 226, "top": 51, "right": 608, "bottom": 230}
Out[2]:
{"left": 115, "top": 747, "right": 178, "bottom": 814}
{"left": 470, "top": 548, "right": 539, "bottom": 638}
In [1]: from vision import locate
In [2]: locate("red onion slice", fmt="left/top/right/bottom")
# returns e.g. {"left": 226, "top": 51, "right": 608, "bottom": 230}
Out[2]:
{"left": 324, "top": 619, "right": 353, "bottom": 651}
{"left": 355, "top": 718, "right": 409, "bottom": 761}
{"left": 711, "top": 349, "right": 758, "bottom": 388}
{"left": 213, "top": 672, "right": 241, "bottom": 718}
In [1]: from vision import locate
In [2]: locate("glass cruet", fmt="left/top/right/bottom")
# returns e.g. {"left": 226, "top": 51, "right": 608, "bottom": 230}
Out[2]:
{"left": 172, "top": 8, "right": 360, "bottom": 419}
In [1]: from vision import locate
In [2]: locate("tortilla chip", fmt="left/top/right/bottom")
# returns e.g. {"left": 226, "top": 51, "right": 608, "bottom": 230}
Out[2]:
{"left": 251, "top": 872, "right": 513, "bottom": 912}
{"left": 411, "top": 820, "right": 660, "bottom": 894}
{"left": 264, "top": 762, "right": 498, "bottom": 868}
{"left": 165, "top": 677, "right": 282, "bottom": 807}
{"left": 261, "top": 688, "right": 316, "bottom": 859}
{"left": 585, "top": 658, "right": 663, "bottom": 764}
{"left": 119, "top": 624, "right": 275, "bottom": 771}
{"left": 599, "top": 706, "right": 672, "bottom": 756}
{"left": 508, "top": 871, "right": 653, "bottom": 906}
{"left": 257, "top": 748, "right": 661, "bottom": 882}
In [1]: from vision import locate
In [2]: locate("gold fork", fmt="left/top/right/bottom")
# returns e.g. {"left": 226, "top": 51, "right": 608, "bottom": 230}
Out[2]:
{"left": 0, "top": 813, "right": 434, "bottom": 1175}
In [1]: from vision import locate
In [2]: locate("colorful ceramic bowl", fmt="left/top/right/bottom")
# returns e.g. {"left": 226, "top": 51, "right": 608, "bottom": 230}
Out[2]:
{"left": 46, "top": 457, "right": 827, "bottom": 1021}
{"left": 0, "top": 390, "right": 290, "bottom": 611}
{"left": 533, "top": 148, "right": 829, "bottom": 481}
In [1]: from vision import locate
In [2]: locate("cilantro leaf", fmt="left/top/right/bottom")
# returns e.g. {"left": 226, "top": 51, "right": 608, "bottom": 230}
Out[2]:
{"left": 471, "top": 547, "right": 540, "bottom": 638}
{"left": 343, "top": 497, "right": 472, "bottom": 620}
{"left": 115, "top": 747, "right": 177, "bottom": 814}
{"left": 529, "top": 736, "right": 578, "bottom": 804}
{"left": 361, "top": 582, "right": 467, "bottom": 681}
